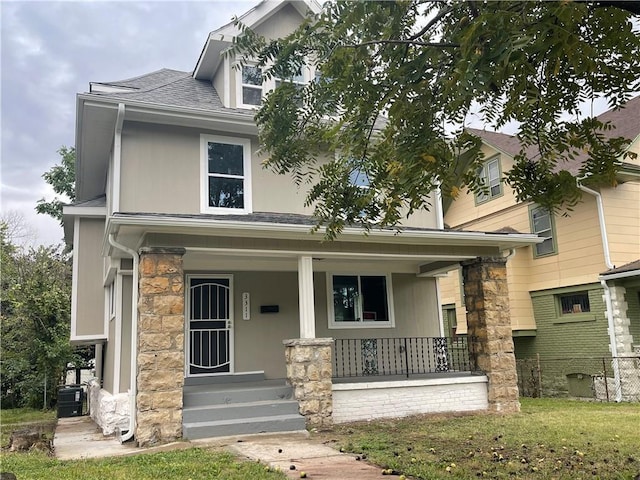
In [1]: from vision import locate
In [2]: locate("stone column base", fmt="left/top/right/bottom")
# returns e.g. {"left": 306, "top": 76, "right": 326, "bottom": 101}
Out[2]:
{"left": 283, "top": 338, "right": 333, "bottom": 429}
{"left": 88, "top": 379, "right": 130, "bottom": 436}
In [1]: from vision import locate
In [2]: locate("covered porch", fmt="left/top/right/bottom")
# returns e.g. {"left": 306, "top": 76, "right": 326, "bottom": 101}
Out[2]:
{"left": 107, "top": 212, "right": 539, "bottom": 445}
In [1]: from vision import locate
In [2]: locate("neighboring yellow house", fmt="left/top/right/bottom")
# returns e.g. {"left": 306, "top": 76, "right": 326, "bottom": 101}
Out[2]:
{"left": 440, "top": 97, "right": 640, "bottom": 399}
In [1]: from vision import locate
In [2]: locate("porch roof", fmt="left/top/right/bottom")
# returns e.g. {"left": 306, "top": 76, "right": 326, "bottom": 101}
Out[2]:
{"left": 106, "top": 211, "right": 541, "bottom": 274}
{"left": 600, "top": 259, "right": 640, "bottom": 281}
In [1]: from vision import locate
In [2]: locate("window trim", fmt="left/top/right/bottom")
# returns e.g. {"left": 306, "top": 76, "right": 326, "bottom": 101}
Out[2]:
{"left": 326, "top": 272, "right": 395, "bottom": 329}
{"left": 235, "top": 60, "right": 314, "bottom": 109}
{"left": 528, "top": 204, "right": 558, "bottom": 258}
{"left": 236, "top": 63, "right": 264, "bottom": 109}
{"left": 200, "top": 134, "right": 252, "bottom": 214}
{"left": 475, "top": 155, "right": 503, "bottom": 205}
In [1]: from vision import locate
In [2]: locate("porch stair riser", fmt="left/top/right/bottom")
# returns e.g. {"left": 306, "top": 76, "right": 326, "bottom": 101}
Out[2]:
{"left": 182, "top": 381, "right": 306, "bottom": 440}
{"left": 183, "top": 399, "right": 300, "bottom": 423}
{"left": 183, "top": 383, "right": 293, "bottom": 408}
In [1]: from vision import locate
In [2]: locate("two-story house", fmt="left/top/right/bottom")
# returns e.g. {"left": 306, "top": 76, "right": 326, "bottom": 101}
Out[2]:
{"left": 63, "top": 0, "right": 541, "bottom": 446}
{"left": 440, "top": 97, "right": 640, "bottom": 401}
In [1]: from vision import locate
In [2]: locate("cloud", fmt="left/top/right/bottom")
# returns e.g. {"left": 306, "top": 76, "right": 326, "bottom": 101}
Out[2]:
{"left": 1, "top": 0, "right": 242, "bottom": 246}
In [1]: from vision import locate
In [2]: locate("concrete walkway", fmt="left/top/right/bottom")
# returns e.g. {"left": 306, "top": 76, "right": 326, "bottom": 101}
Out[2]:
{"left": 54, "top": 417, "right": 387, "bottom": 479}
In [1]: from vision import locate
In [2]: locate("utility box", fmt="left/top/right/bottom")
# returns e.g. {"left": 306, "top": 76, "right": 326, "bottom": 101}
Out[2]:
{"left": 566, "top": 373, "right": 593, "bottom": 398}
{"left": 57, "top": 386, "right": 84, "bottom": 417}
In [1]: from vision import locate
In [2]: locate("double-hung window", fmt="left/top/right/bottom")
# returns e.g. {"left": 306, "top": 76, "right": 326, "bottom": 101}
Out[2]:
{"left": 476, "top": 156, "right": 502, "bottom": 203}
{"left": 200, "top": 134, "right": 252, "bottom": 214}
{"left": 327, "top": 273, "right": 394, "bottom": 329}
{"left": 239, "top": 65, "right": 263, "bottom": 108}
{"left": 236, "top": 61, "right": 312, "bottom": 109}
{"left": 529, "top": 205, "right": 556, "bottom": 257}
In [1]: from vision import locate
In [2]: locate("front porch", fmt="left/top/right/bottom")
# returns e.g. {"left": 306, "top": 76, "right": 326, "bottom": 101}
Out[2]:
{"left": 182, "top": 335, "right": 484, "bottom": 439}
{"left": 121, "top": 224, "right": 531, "bottom": 446}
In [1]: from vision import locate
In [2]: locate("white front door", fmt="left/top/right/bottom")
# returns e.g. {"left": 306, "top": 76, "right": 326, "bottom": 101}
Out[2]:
{"left": 186, "top": 275, "right": 233, "bottom": 376}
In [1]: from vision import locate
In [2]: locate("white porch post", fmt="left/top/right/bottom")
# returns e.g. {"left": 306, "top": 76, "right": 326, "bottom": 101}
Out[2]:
{"left": 298, "top": 255, "right": 316, "bottom": 339}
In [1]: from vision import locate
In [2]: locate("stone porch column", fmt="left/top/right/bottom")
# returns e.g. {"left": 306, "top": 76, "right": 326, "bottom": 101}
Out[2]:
{"left": 461, "top": 256, "right": 520, "bottom": 413}
{"left": 284, "top": 338, "right": 333, "bottom": 429}
{"left": 136, "top": 247, "right": 186, "bottom": 446}
{"left": 607, "top": 285, "right": 640, "bottom": 401}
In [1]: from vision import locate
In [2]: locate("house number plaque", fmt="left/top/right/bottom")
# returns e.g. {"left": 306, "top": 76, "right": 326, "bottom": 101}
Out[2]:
{"left": 242, "top": 292, "right": 250, "bottom": 320}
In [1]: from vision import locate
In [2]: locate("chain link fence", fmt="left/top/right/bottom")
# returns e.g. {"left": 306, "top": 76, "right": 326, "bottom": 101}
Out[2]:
{"left": 516, "top": 355, "right": 640, "bottom": 402}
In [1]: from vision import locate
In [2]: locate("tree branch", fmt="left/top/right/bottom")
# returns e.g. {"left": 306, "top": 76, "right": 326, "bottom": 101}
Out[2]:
{"left": 346, "top": 39, "right": 459, "bottom": 49}
{"left": 407, "top": 5, "right": 454, "bottom": 41}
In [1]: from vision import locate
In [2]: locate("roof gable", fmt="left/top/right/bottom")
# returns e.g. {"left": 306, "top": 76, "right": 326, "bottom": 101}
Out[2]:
{"left": 193, "top": 0, "right": 321, "bottom": 81}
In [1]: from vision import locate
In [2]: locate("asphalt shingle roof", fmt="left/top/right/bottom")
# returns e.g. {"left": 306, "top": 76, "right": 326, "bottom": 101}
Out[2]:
{"left": 601, "top": 259, "right": 640, "bottom": 276}
{"left": 89, "top": 68, "right": 251, "bottom": 115}
{"left": 467, "top": 96, "right": 640, "bottom": 174}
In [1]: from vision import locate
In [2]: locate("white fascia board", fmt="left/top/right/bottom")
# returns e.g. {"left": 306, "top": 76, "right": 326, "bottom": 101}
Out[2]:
{"left": 89, "top": 83, "right": 138, "bottom": 94}
{"left": 107, "top": 214, "right": 542, "bottom": 248}
{"left": 62, "top": 206, "right": 107, "bottom": 217}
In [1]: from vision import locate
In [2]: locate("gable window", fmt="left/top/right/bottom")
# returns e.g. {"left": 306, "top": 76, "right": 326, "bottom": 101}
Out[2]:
{"left": 558, "top": 291, "right": 590, "bottom": 315}
{"left": 476, "top": 156, "right": 502, "bottom": 203}
{"left": 236, "top": 61, "right": 312, "bottom": 109}
{"left": 529, "top": 205, "right": 557, "bottom": 257}
{"left": 327, "top": 273, "right": 395, "bottom": 329}
{"left": 200, "top": 134, "right": 252, "bottom": 214}
{"left": 240, "top": 65, "right": 263, "bottom": 107}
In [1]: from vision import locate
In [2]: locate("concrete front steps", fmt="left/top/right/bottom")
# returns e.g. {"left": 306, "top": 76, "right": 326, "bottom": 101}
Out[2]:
{"left": 182, "top": 378, "right": 306, "bottom": 439}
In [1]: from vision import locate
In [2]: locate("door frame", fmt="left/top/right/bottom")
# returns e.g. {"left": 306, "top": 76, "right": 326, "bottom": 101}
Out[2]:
{"left": 184, "top": 274, "right": 234, "bottom": 377}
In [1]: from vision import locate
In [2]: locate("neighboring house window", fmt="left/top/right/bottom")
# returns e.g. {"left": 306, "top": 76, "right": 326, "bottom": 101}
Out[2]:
{"left": 327, "top": 273, "right": 394, "bottom": 329}
{"left": 442, "top": 304, "right": 458, "bottom": 338}
{"left": 529, "top": 205, "right": 557, "bottom": 257}
{"left": 476, "top": 156, "right": 502, "bottom": 203}
{"left": 558, "top": 291, "right": 591, "bottom": 315}
{"left": 200, "top": 134, "right": 252, "bottom": 214}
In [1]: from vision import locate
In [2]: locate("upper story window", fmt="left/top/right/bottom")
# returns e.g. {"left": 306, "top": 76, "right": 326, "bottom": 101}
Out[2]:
{"left": 529, "top": 205, "right": 557, "bottom": 257}
{"left": 236, "top": 61, "right": 312, "bottom": 109}
{"left": 327, "top": 273, "right": 395, "bottom": 329}
{"left": 476, "top": 156, "right": 502, "bottom": 204}
{"left": 200, "top": 134, "right": 252, "bottom": 214}
{"left": 240, "top": 65, "right": 263, "bottom": 107}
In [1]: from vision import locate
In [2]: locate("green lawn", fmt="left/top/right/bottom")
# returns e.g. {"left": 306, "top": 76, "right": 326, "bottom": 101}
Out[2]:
{"left": 0, "top": 408, "right": 57, "bottom": 449}
{"left": 2, "top": 400, "right": 639, "bottom": 479}
{"left": 317, "top": 398, "right": 640, "bottom": 479}
{"left": 0, "top": 449, "right": 287, "bottom": 480}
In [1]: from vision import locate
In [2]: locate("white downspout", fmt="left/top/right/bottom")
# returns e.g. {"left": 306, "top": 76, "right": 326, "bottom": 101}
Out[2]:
{"left": 577, "top": 179, "right": 621, "bottom": 401}
{"left": 577, "top": 182, "right": 613, "bottom": 270}
{"left": 108, "top": 234, "right": 139, "bottom": 441}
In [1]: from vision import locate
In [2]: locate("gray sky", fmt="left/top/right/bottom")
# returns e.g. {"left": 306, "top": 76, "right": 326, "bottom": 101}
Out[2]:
{"left": 1, "top": 0, "right": 252, "bottom": 246}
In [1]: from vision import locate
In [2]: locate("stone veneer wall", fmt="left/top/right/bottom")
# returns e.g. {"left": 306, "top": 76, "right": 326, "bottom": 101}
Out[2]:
{"left": 462, "top": 257, "right": 520, "bottom": 413}
{"left": 136, "top": 247, "right": 186, "bottom": 447}
{"left": 283, "top": 338, "right": 333, "bottom": 429}
{"left": 87, "top": 379, "right": 130, "bottom": 435}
